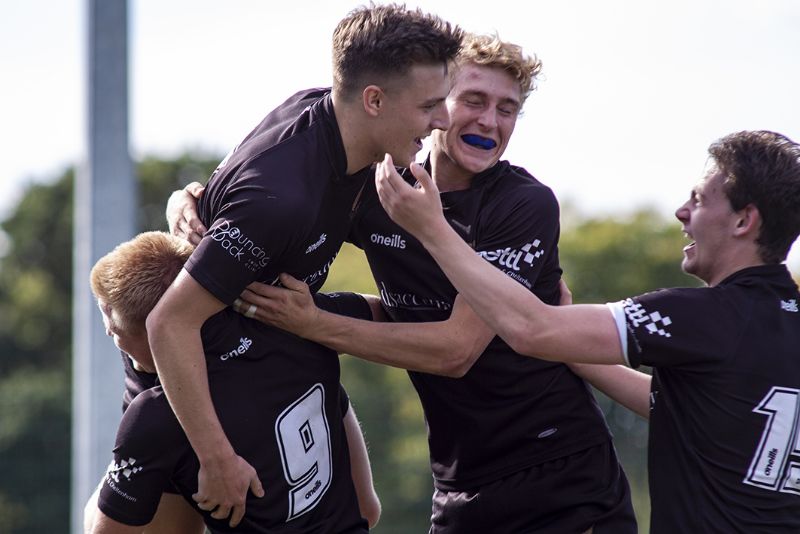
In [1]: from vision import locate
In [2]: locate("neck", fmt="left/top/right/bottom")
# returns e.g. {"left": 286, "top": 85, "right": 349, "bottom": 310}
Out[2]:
{"left": 332, "top": 92, "right": 376, "bottom": 175}
{"left": 706, "top": 246, "right": 765, "bottom": 286}
{"left": 430, "top": 144, "right": 474, "bottom": 193}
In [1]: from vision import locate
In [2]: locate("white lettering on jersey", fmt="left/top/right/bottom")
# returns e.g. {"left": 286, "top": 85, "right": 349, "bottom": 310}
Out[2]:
{"left": 781, "top": 299, "right": 798, "bottom": 313}
{"left": 477, "top": 240, "right": 543, "bottom": 272}
{"left": 622, "top": 299, "right": 672, "bottom": 338}
{"left": 220, "top": 337, "right": 253, "bottom": 361}
{"left": 210, "top": 220, "right": 270, "bottom": 272}
{"left": 370, "top": 233, "right": 406, "bottom": 249}
{"left": 306, "top": 234, "right": 327, "bottom": 254}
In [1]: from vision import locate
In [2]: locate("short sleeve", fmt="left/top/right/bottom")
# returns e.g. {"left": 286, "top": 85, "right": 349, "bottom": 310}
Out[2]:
{"left": 186, "top": 184, "right": 301, "bottom": 305}
{"left": 610, "top": 287, "right": 738, "bottom": 369}
{"left": 474, "top": 183, "right": 561, "bottom": 302}
{"left": 313, "top": 292, "right": 373, "bottom": 321}
{"left": 97, "top": 389, "right": 188, "bottom": 526}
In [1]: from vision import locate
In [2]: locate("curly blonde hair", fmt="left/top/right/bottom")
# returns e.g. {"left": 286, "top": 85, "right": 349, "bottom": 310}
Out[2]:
{"left": 456, "top": 33, "right": 542, "bottom": 105}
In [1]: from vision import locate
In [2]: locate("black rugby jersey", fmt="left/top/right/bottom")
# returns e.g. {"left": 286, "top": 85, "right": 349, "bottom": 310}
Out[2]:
{"left": 186, "top": 88, "right": 371, "bottom": 306}
{"left": 350, "top": 160, "right": 612, "bottom": 490}
{"left": 609, "top": 264, "right": 800, "bottom": 533}
{"left": 100, "top": 309, "right": 367, "bottom": 532}
{"left": 120, "top": 351, "right": 156, "bottom": 412}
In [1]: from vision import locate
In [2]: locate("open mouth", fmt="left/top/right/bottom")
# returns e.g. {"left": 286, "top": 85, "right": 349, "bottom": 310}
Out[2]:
{"left": 461, "top": 134, "right": 497, "bottom": 150}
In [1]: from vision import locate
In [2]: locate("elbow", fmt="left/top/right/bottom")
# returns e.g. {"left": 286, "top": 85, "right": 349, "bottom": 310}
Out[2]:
{"left": 362, "top": 495, "right": 382, "bottom": 529}
{"left": 439, "top": 341, "right": 484, "bottom": 378}
{"left": 504, "top": 326, "right": 535, "bottom": 358}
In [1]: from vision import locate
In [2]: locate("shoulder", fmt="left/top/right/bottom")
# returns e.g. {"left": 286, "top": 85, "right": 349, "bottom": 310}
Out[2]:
{"left": 121, "top": 387, "right": 182, "bottom": 440}
{"left": 487, "top": 162, "right": 558, "bottom": 211}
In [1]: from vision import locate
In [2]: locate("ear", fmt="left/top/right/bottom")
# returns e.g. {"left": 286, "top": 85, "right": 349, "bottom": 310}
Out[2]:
{"left": 362, "top": 85, "right": 384, "bottom": 117}
{"left": 733, "top": 203, "right": 761, "bottom": 238}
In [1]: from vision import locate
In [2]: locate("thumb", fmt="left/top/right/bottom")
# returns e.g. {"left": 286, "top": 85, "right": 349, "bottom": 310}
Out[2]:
{"left": 278, "top": 272, "right": 307, "bottom": 292}
{"left": 186, "top": 181, "right": 206, "bottom": 199}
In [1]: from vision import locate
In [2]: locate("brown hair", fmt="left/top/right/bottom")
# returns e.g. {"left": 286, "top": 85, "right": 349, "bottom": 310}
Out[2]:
{"left": 90, "top": 232, "right": 194, "bottom": 333}
{"left": 710, "top": 130, "right": 800, "bottom": 263}
{"left": 332, "top": 3, "right": 463, "bottom": 98}
{"left": 455, "top": 33, "right": 542, "bottom": 106}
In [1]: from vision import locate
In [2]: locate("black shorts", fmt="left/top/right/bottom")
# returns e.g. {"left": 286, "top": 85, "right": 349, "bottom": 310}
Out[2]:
{"left": 429, "top": 441, "right": 637, "bottom": 534}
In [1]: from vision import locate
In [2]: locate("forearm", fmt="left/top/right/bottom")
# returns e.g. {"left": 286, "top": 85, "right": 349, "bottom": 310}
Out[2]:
{"left": 302, "top": 309, "right": 483, "bottom": 376}
{"left": 570, "top": 363, "right": 651, "bottom": 419}
{"left": 418, "top": 224, "right": 623, "bottom": 363}
{"left": 147, "top": 321, "right": 233, "bottom": 462}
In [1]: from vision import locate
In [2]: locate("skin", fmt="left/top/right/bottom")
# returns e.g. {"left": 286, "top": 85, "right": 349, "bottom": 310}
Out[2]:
{"left": 91, "top": 304, "right": 381, "bottom": 532}
{"left": 147, "top": 62, "right": 451, "bottom": 525}
{"left": 170, "top": 64, "right": 529, "bottom": 378}
{"left": 371, "top": 152, "right": 765, "bottom": 416}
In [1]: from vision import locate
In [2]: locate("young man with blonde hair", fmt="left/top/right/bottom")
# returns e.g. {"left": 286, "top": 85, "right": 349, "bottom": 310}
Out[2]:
{"left": 377, "top": 129, "right": 800, "bottom": 532}
{"left": 85, "top": 232, "right": 380, "bottom": 533}
{"left": 172, "top": 32, "right": 636, "bottom": 532}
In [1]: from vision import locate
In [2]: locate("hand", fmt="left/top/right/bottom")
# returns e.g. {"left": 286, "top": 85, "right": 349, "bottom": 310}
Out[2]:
{"left": 233, "top": 273, "right": 320, "bottom": 338}
{"left": 167, "top": 181, "right": 207, "bottom": 246}
{"left": 375, "top": 154, "right": 447, "bottom": 245}
{"left": 193, "top": 452, "right": 264, "bottom": 527}
{"left": 558, "top": 278, "right": 573, "bottom": 306}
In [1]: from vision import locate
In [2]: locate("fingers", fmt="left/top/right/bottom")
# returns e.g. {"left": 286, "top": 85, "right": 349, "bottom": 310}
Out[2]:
{"left": 210, "top": 504, "right": 233, "bottom": 521}
{"left": 228, "top": 505, "right": 244, "bottom": 528}
{"left": 185, "top": 181, "right": 206, "bottom": 200}
{"left": 250, "top": 475, "right": 265, "bottom": 498}
{"left": 278, "top": 272, "right": 307, "bottom": 292}
{"left": 409, "top": 161, "right": 435, "bottom": 193}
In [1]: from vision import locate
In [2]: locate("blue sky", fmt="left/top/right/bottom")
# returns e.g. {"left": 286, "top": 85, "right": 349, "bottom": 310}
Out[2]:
{"left": 3, "top": 0, "right": 799, "bottom": 268}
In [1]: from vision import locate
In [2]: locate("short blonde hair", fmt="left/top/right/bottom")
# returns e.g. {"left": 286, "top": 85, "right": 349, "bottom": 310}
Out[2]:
{"left": 456, "top": 33, "right": 542, "bottom": 105}
{"left": 90, "top": 231, "right": 194, "bottom": 333}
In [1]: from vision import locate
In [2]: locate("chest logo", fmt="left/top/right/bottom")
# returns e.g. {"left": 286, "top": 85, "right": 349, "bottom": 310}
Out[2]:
{"left": 220, "top": 337, "right": 253, "bottom": 361}
{"left": 306, "top": 234, "right": 327, "bottom": 254}
{"left": 370, "top": 233, "right": 406, "bottom": 250}
{"left": 477, "top": 239, "right": 543, "bottom": 272}
{"left": 781, "top": 299, "right": 798, "bottom": 312}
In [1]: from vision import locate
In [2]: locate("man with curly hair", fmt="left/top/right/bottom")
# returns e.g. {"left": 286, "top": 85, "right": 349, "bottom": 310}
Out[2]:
{"left": 176, "top": 33, "right": 637, "bottom": 533}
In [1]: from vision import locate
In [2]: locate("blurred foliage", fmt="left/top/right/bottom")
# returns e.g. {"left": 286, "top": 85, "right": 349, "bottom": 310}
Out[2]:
{"left": 0, "top": 154, "right": 707, "bottom": 533}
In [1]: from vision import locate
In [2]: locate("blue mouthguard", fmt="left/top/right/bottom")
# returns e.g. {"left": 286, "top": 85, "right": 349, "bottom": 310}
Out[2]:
{"left": 461, "top": 134, "right": 497, "bottom": 150}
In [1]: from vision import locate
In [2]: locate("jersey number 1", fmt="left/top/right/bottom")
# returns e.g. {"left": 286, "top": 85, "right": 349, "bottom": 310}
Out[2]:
{"left": 744, "top": 386, "right": 800, "bottom": 495}
{"left": 275, "top": 384, "right": 333, "bottom": 520}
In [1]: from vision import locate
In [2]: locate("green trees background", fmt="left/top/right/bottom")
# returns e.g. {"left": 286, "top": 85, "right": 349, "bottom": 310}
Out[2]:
{"left": 0, "top": 154, "right": 705, "bottom": 533}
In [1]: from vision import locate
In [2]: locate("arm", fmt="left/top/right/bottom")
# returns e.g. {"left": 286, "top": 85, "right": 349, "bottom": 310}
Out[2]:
{"left": 343, "top": 402, "right": 381, "bottom": 528}
{"left": 166, "top": 182, "right": 206, "bottom": 245}
{"left": 85, "top": 483, "right": 205, "bottom": 534}
{"left": 238, "top": 274, "right": 495, "bottom": 377}
{"left": 87, "top": 509, "right": 144, "bottom": 534}
{"left": 375, "top": 156, "right": 626, "bottom": 365}
{"left": 146, "top": 270, "right": 263, "bottom": 526}
{"left": 569, "top": 364, "right": 652, "bottom": 419}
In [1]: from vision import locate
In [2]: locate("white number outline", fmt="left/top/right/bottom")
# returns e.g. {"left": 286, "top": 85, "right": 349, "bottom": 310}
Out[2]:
{"left": 744, "top": 386, "right": 800, "bottom": 495}
{"left": 275, "top": 384, "right": 333, "bottom": 521}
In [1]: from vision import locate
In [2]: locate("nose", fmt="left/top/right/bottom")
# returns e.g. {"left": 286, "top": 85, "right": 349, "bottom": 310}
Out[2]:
{"left": 675, "top": 200, "right": 690, "bottom": 223}
{"left": 477, "top": 107, "right": 498, "bottom": 130}
{"left": 431, "top": 102, "right": 450, "bottom": 131}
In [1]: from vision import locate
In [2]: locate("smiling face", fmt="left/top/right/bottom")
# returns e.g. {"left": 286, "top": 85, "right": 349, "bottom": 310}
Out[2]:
{"left": 373, "top": 63, "right": 452, "bottom": 167}
{"left": 432, "top": 64, "right": 522, "bottom": 182}
{"left": 675, "top": 166, "right": 740, "bottom": 285}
